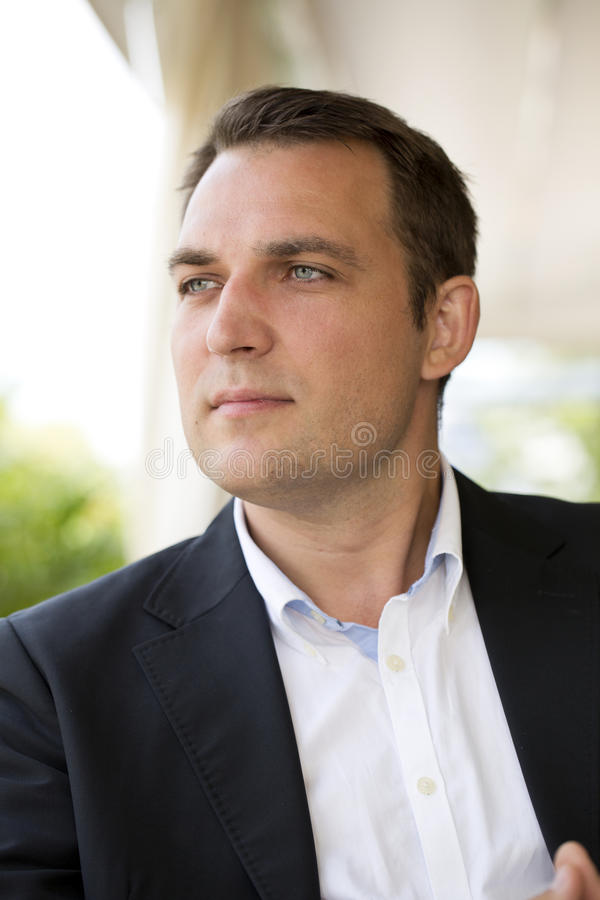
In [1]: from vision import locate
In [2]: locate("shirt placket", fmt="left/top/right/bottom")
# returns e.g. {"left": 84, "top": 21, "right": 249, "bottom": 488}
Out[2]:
{"left": 379, "top": 594, "right": 472, "bottom": 900}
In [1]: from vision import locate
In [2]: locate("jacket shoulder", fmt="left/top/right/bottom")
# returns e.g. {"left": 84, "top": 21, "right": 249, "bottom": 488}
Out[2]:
{"left": 4, "top": 536, "right": 199, "bottom": 649}
{"left": 493, "top": 491, "right": 599, "bottom": 565}
{"left": 454, "top": 467, "right": 599, "bottom": 572}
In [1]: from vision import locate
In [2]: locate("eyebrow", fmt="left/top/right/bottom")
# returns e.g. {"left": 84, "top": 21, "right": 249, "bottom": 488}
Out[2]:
{"left": 168, "top": 248, "right": 217, "bottom": 273}
{"left": 253, "top": 237, "right": 364, "bottom": 269}
{"left": 167, "top": 235, "right": 364, "bottom": 274}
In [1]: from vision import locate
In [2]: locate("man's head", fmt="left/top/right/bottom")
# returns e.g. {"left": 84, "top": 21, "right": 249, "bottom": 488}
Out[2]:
{"left": 169, "top": 87, "right": 480, "bottom": 508}
{"left": 180, "top": 86, "right": 478, "bottom": 334}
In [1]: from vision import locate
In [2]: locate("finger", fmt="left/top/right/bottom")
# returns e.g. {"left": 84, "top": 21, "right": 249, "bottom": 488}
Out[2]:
{"left": 554, "top": 843, "right": 600, "bottom": 897}
{"left": 531, "top": 862, "right": 582, "bottom": 900}
{"left": 552, "top": 862, "right": 583, "bottom": 898}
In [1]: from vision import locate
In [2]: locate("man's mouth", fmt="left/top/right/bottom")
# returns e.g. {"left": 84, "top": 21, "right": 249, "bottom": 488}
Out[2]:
{"left": 209, "top": 389, "right": 293, "bottom": 418}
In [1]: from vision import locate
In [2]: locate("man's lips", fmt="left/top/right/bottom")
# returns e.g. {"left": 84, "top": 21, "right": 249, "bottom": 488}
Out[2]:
{"left": 209, "top": 389, "right": 293, "bottom": 418}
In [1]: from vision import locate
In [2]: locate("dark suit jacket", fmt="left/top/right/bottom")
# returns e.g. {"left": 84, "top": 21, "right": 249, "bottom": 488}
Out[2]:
{"left": 0, "top": 471, "right": 598, "bottom": 899}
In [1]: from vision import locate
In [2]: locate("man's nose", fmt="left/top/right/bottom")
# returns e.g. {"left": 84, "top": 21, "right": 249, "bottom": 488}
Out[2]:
{"left": 205, "top": 276, "right": 274, "bottom": 358}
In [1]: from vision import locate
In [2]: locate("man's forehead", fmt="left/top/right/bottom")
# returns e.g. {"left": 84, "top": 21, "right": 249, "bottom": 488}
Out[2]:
{"left": 192, "top": 138, "right": 392, "bottom": 196}
{"left": 180, "top": 139, "right": 396, "bottom": 246}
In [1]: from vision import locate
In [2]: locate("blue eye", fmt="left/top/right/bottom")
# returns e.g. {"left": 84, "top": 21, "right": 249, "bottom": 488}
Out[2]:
{"left": 181, "top": 277, "right": 219, "bottom": 294}
{"left": 291, "top": 265, "right": 326, "bottom": 281}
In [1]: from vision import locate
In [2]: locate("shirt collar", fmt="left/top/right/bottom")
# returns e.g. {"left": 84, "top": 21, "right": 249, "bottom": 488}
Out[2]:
{"left": 233, "top": 455, "right": 464, "bottom": 653}
{"left": 426, "top": 457, "right": 464, "bottom": 631}
{"left": 233, "top": 497, "right": 328, "bottom": 661}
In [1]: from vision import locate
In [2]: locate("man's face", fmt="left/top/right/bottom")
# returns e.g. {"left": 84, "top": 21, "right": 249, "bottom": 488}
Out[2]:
{"left": 170, "top": 139, "right": 434, "bottom": 506}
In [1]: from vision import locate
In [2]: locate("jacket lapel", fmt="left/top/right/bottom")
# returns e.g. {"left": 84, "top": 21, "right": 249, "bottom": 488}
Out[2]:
{"left": 134, "top": 503, "right": 320, "bottom": 900}
{"left": 455, "top": 470, "right": 600, "bottom": 863}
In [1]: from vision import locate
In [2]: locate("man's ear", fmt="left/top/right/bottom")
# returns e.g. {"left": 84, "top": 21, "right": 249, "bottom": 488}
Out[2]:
{"left": 421, "top": 276, "right": 480, "bottom": 381}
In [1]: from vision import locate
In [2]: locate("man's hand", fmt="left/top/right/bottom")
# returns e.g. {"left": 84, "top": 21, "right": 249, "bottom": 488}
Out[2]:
{"left": 533, "top": 843, "right": 600, "bottom": 899}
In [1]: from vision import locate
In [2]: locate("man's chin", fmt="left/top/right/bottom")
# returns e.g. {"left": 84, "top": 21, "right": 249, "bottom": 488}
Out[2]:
{"left": 211, "top": 472, "right": 305, "bottom": 507}
{"left": 197, "top": 447, "right": 321, "bottom": 509}
{"left": 192, "top": 437, "right": 372, "bottom": 508}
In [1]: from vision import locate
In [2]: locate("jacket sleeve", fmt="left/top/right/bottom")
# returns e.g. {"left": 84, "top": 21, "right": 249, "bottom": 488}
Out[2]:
{"left": 0, "top": 617, "right": 84, "bottom": 899}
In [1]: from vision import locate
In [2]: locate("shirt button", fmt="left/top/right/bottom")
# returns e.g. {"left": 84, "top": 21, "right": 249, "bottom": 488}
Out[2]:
{"left": 309, "top": 609, "right": 326, "bottom": 625}
{"left": 417, "top": 776, "right": 437, "bottom": 796}
{"left": 386, "top": 654, "right": 406, "bottom": 672}
{"left": 304, "top": 642, "right": 317, "bottom": 657}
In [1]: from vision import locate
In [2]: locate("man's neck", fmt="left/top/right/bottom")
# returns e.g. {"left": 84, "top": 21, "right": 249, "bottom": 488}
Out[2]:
{"left": 241, "top": 463, "right": 442, "bottom": 628}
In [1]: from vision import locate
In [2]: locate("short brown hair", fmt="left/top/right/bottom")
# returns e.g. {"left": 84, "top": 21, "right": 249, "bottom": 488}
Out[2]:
{"left": 181, "top": 85, "right": 477, "bottom": 337}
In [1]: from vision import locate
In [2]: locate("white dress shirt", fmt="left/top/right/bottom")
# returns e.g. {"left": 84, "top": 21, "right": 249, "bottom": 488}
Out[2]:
{"left": 233, "top": 462, "right": 554, "bottom": 899}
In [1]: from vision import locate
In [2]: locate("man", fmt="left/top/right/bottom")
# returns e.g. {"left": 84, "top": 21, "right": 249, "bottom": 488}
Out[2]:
{"left": 0, "top": 87, "right": 598, "bottom": 899}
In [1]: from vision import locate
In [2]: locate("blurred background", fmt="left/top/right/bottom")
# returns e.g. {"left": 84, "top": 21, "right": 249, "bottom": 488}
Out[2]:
{"left": 1, "top": 0, "right": 599, "bottom": 614}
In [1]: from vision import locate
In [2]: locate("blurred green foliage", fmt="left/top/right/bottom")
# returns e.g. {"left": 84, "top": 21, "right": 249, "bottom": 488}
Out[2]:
{"left": 470, "top": 400, "right": 600, "bottom": 502}
{"left": 0, "top": 399, "right": 125, "bottom": 617}
{"left": 443, "top": 344, "right": 600, "bottom": 504}
{"left": 559, "top": 401, "right": 600, "bottom": 499}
